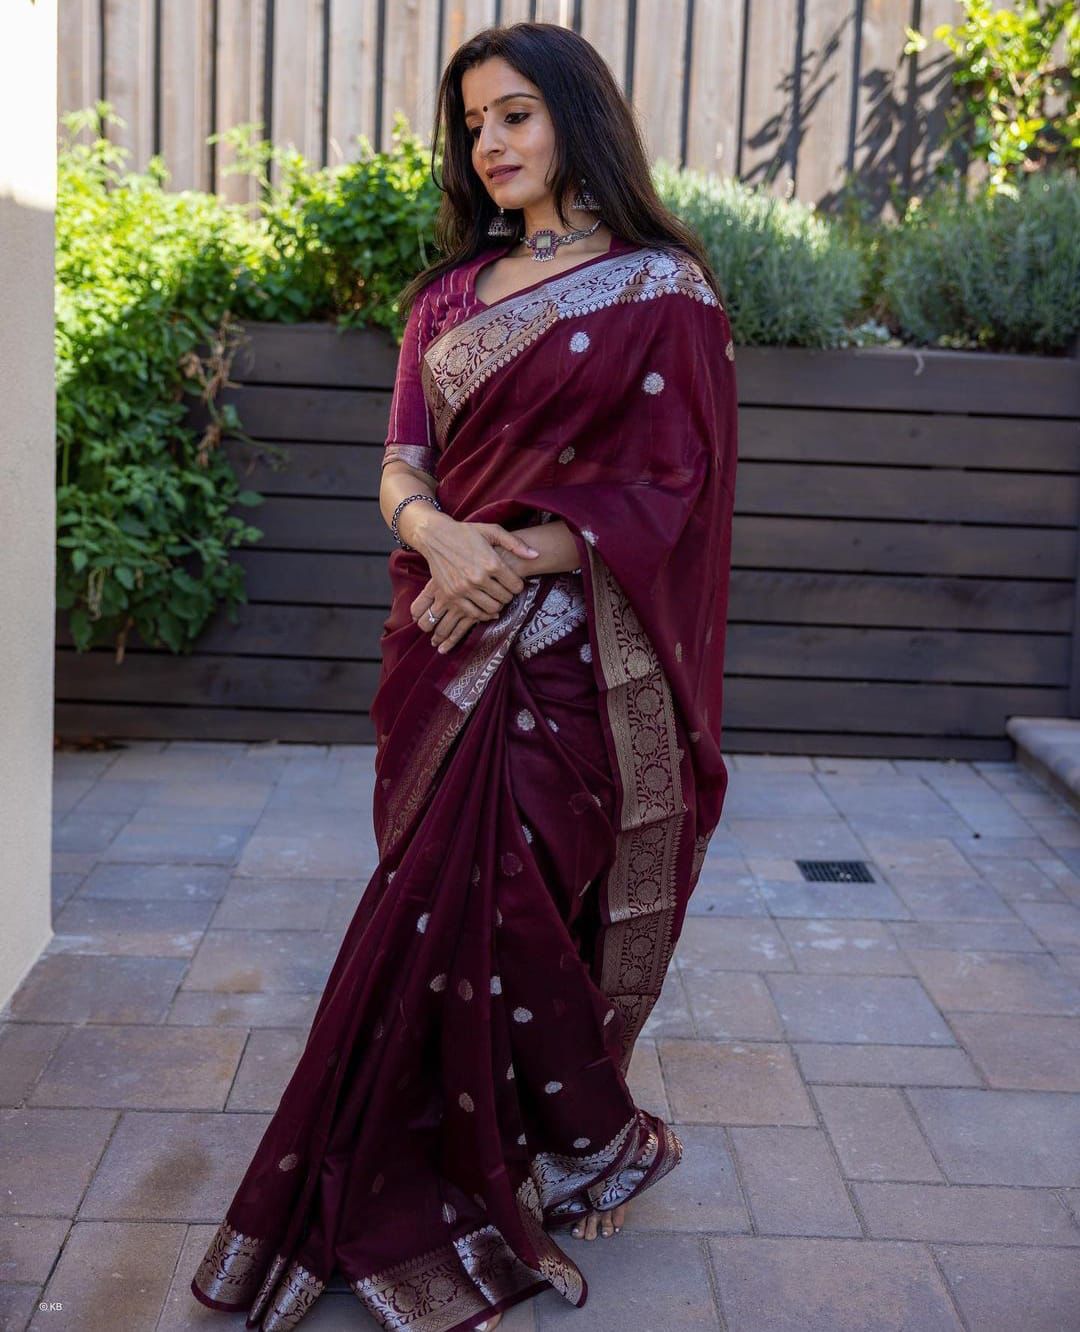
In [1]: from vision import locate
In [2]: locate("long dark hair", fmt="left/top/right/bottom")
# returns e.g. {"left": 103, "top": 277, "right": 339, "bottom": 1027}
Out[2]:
{"left": 396, "top": 21, "right": 723, "bottom": 314}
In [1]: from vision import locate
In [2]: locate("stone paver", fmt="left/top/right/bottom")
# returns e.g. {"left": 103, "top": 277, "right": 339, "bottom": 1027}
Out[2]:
{"left": 2, "top": 742, "right": 1079, "bottom": 1328}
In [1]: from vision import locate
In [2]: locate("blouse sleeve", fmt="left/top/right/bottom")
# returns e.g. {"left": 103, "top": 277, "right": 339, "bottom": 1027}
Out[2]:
{"left": 382, "top": 283, "right": 438, "bottom": 484}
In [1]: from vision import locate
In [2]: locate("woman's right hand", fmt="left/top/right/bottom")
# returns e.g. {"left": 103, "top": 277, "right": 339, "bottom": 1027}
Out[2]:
{"left": 406, "top": 510, "right": 540, "bottom": 620}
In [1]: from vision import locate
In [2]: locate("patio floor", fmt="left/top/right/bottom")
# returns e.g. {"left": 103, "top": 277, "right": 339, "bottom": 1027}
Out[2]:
{"left": 3, "top": 742, "right": 1080, "bottom": 1331}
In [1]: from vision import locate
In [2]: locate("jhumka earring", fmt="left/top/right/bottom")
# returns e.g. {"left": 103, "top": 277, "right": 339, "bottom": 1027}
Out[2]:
{"left": 571, "top": 176, "right": 600, "bottom": 211}
{"left": 487, "top": 206, "right": 517, "bottom": 237}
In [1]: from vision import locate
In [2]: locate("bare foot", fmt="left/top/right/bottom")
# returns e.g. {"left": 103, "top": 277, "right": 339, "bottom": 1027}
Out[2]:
{"left": 476, "top": 1311, "right": 502, "bottom": 1331}
{"left": 570, "top": 1201, "right": 628, "bottom": 1239}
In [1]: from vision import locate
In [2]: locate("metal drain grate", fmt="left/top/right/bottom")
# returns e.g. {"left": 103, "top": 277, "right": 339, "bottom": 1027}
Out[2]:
{"left": 796, "top": 860, "right": 875, "bottom": 883}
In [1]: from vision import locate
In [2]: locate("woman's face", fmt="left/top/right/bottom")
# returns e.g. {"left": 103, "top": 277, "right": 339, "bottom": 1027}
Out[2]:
{"left": 461, "top": 57, "right": 558, "bottom": 212}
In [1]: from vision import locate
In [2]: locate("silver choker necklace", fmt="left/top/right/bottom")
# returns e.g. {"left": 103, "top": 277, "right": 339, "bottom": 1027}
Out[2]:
{"left": 520, "top": 216, "right": 603, "bottom": 262}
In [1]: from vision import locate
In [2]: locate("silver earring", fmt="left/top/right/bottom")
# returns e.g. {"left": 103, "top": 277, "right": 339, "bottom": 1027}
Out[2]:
{"left": 571, "top": 177, "right": 600, "bottom": 211}
{"left": 487, "top": 206, "right": 516, "bottom": 237}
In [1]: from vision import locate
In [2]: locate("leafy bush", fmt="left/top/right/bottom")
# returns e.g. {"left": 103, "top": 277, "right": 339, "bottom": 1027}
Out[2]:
{"left": 652, "top": 162, "right": 870, "bottom": 347}
{"left": 907, "top": 0, "right": 1079, "bottom": 195}
{"left": 56, "top": 107, "right": 268, "bottom": 656}
{"left": 219, "top": 115, "right": 442, "bottom": 331}
{"left": 882, "top": 170, "right": 1080, "bottom": 350}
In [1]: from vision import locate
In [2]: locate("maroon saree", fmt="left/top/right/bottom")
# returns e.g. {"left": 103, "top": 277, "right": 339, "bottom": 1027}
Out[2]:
{"left": 191, "top": 234, "right": 738, "bottom": 1331}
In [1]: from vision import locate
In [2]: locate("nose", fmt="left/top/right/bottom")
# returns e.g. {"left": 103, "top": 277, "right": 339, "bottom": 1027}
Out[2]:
{"left": 474, "top": 116, "right": 505, "bottom": 157}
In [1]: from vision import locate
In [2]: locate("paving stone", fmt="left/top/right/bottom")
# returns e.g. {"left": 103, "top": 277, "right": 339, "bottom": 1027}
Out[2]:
{"left": 729, "top": 1127, "right": 860, "bottom": 1236}
{"left": 888, "top": 878, "right": 1016, "bottom": 922}
{"left": 264, "top": 775, "right": 376, "bottom": 814}
{"left": 226, "top": 1029, "right": 303, "bottom": 1112}
{"left": 29, "top": 1220, "right": 185, "bottom": 1331}
{"left": 815, "top": 776, "right": 952, "bottom": 818}
{"left": 776, "top": 919, "right": 910, "bottom": 974}
{"left": 0, "top": 1283, "right": 42, "bottom": 1331}
{"left": 947, "top": 800, "right": 1035, "bottom": 840}
{"left": 859, "top": 836, "right": 973, "bottom": 878}
{"left": 31, "top": 1025, "right": 247, "bottom": 1111}
{"left": 534, "top": 1230, "right": 716, "bottom": 1330}
{"left": 932, "top": 1243, "right": 1080, "bottom": 1331}
{"left": 756, "top": 879, "right": 910, "bottom": 921}
{"left": 744, "top": 857, "right": 806, "bottom": 882}
{"left": 1030, "top": 815, "right": 1080, "bottom": 849}
{"left": 951, "top": 834, "right": 1050, "bottom": 860}
{"left": 792, "top": 1043, "right": 981, "bottom": 1088}
{"left": 50, "top": 852, "right": 98, "bottom": 877}
{"left": 165, "top": 991, "right": 320, "bottom": 1029}
{"left": 234, "top": 830, "right": 372, "bottom": 879}
{"left": 812, "top": 1087, "right": 943, "bottom": 1182}
{"left": 673, "top": 917, "right": 792, "bottom": 972}
{"left": 1009, "top": 900, "right": 1080, "bottom": 950}
{"left": 78, "top": 863, "right": 230, "bottom": 902}
{"left": 888, "top": 920, "right": 1044, "bottom": 952}
{"left": 709, "top": 1236, "right": 962, "bottom": 1331}
{"left": 906, "top": 1089, "right": 1080, "bottom": 1186}
{"left": 80, "top": 1111, "right": 270, "bottom": 1220}
{"left": 50, "top": 874, "right": 82, "bottom": 912}
{"left": 99, "top": 821, "right": 252, "bottom": 864}
{"left": 903, "top": 949, "right": 1080, "bottom": 1015}
{"left": 103, "top": 751, "right": 234, "bottom": 781}
{"left": 765, "top": 975, "right": 954, "bottom": 1045}
{"left": 658, "top": 1040, "right": 815, "bottom": 1126}
{"left": 846, "top": 812, "right": 975, "bottom": 840}
{"left": 7, "top": 955, "right": 185, "bottom": 1024}
{"left": 51, "top": 812, "right": 128, "bottom": 855}
{"left": 725, "top": 817, "right": 866, "bottom": 860}
{"left": 0, "top": 1217, "right": 69, "bottom": 1285}
{"left": 0, "top": 1108, "right": 115, "bottom": 1215}
{"left": 946, "top": 1012, "right": 1080, "bottom": 1091}
{"left": 1058, "top": 953, "right": 1080, "bottom": 981}
{"left": 0, "top": 1026, "right": 67, "bottom": 1107}
{"left": 71, "top": 778, "right": 156, "bottom": 814}
{"left": 639, "top": 972, "right": 695, "bottom": 1041}
{"left": 812, "top": 758, "right": 897, "bottom": 778}
{"left": 626, "top": 1040, "right": 671, "bottom": 1121}
{"left": 680, "top": 971, "right": 783, "bottom": 1040}
{"left": 47, "top": 897, "right": 214, "bottom": 957}
{"left": 140, "top": 779, "right": 272, "bottom": 812}
{"left": 852, "top": 1181, "right": 1080, "bottom": 1244}
{"left": 210, "top": 878, "right": 341, "bottom": 932}
{"left": 722, "top": 775, "right": 836, "bottom": 817}
{"left": 630, "top": 1124, "right": 748, "bottom": 1233}
{"left": 182, "top": 929, "right": 339, "bottom": 993}
{"left": 684, "top": 879, "right": 768, "bottom": 919}
{"left": 972, "top": 858, "right": 1065, "bottom": 901}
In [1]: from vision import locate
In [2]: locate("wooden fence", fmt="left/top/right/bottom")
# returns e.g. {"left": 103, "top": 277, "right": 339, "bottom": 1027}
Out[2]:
{"left": 59, "top": 0, "right": 963, "bottom": 215}
{"left": 54, "top": 323, "right": 1080, "bottom": 759}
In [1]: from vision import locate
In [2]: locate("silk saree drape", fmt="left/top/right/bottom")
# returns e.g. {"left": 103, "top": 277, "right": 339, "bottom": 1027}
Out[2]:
{"left": 191, "top": 236, "right": 738, "bottom": 1332}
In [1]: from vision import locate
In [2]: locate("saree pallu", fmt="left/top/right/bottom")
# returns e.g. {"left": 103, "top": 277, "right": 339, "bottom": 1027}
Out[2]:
{"left": 191, "top": 240, "right": 737, "bottom": 1332}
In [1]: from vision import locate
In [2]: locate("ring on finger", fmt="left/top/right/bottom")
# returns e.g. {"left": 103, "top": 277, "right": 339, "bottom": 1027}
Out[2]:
{"left": 426, "top": 607, "right": 441, "bottom": 625}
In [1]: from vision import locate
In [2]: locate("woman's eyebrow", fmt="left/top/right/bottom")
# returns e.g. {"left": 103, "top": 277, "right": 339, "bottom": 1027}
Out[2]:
{"left": 463, "top": 92, "right": 540, "bottom": 118}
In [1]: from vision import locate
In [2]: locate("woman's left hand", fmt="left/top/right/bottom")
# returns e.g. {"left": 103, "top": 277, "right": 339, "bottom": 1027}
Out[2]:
{"left": 410, "top": 577, "right": 493, "bottom": 653}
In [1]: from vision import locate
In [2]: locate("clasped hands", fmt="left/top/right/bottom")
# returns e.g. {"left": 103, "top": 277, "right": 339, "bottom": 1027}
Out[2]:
{"left": 407, "top": 515, "right": 541, "bottom": 654}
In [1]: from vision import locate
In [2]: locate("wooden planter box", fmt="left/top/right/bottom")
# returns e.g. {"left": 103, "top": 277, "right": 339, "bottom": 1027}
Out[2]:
{"left": 56, "top": 322, "right": 1080, "bottom": 759}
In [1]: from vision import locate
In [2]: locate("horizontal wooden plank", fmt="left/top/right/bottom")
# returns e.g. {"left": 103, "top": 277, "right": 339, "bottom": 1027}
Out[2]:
{"left": 210, "top": 385, "right": 392, "bottom": 443}
{"left": 724, "top": 678, "right": 1067, "bottom": 736}
{"left": 224, "top": 439, "right": 384, "bottom": 498}
{"left": 55, "top": 651, "right": 383, "bottom": 710}
{"left": 722, "top": 730, "right": 1013, "bottom": 760}
{"left": 230, "top": 322, "right": 402, "bottom": 387}
{"left": 735, "top": 461, "right": 1078, "bottom": 526}
{"left": 237, "top": 551, "right": 392, "bottom": 603}
{"left": 734, "top": 345, "right": 1080, "bottom": 418}
{"left": 738, "top": 406, "right": 1080, "bottom": 473}
{"left": 727, "top": 625, "right": 1069, "bottom": 687}
{"left": 734, "top": 516, "right": 1073, "bottom": 580}
{"left": 728, "top": 571, "right": 1072, "bottom": 633}
{"left": 241, "top": 497, "right": 392, "bottom": 552}
{"left": 55, "top": 702, "right": 377, "bottom": 745}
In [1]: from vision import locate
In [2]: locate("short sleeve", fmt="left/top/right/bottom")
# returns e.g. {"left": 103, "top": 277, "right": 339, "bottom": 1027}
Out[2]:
{"left": 382, "top": 284, "right": 438, "bottom": 483}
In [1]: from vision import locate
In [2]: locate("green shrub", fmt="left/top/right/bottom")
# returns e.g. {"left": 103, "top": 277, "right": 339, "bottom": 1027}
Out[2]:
{"left": 653, "top": 162, "right": 869, "bottom": 347}
{"left": 56, "top": 107, "right": 268, "bottom": 656}
{"left": 882, "top": 170, "right": 1080, "bottom": 350}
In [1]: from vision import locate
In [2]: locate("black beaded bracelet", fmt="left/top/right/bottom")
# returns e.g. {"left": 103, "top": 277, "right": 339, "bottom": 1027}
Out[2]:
{"left": 391, "top": 492, "right": 442, "bottom": 551}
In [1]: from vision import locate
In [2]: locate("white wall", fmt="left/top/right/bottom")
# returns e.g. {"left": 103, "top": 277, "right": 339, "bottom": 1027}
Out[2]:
{"left": 0, "top": 0, "right": 58, "bottom": 1007}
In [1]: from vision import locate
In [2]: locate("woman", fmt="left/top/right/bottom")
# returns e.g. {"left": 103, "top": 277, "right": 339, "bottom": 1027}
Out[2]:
{"left": 191, "top": 20, "right": 737, "bottom": 1332}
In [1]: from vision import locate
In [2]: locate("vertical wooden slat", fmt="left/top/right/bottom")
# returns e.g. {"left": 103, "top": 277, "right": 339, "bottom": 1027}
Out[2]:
{"left": 580, "top": 0, "right": 629, "bottom": 95}
{"left": 797, "top": 0, "right": 857, "bottom": 205}
{"left": 102, "top": 0, "right": 156, "bottom": 170}
{"left": 159, "top": 0, "right": 214, "bottom": 190}
{"left": 739, "top": 0, "right": 799, "bottom": 195}
{"left": 326, "top": 0, "right": 380, "bottom": 161}
{"left": 58, "top": 0, "right": 102, "bottom": 138}
{"left": 213, "top": 0, "right": 268, "bottom": 204}
{"left": 910, "top": 0, "right": 961, "bottom": 193}
{"left": 684, "top": 0, "right": 745, "bottom": 175}
{"left": 852, "top": 0, "right": 911, "bottom": 218}
{"left": 270, "top": 0, "right": 326, "bottom": 169}
{"left": 442, "top": 0, "right": 498, "bottom": 60}
{"left": 631, "top": 0, "right": 687, "bottom": 164}
{"left": 381, "top": 0, "right": 443, "bottom": 150}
